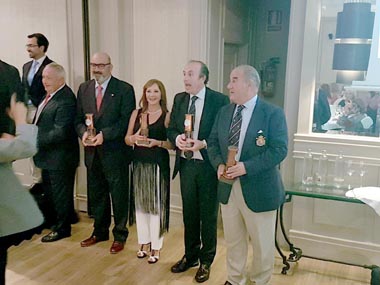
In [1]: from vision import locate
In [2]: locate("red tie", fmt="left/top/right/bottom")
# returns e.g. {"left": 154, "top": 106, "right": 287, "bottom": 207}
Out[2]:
{"left": 96, "top": 85, "right": 103, "bottom": 111}
{"left": 43, "top": 94, "right": 51, "bottom": 105}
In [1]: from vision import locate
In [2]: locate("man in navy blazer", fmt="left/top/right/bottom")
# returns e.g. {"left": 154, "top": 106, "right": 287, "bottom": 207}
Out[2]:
{"left": 75, "top": 52, "right": 135, "bottom": 254}
{"left": 33, "top": 63, "right": 79, "bottom": 243}
{"left": 22, "top": 33, "right": 53, "bottom": 108}
{"left": 167, "top": 60, "right": 229, "bottom": 283}
{"left": 208, "top": 65, "right": 288, "bottom": 285}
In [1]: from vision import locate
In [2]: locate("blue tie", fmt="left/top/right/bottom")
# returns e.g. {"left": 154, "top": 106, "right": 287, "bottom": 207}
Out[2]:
{"left": 27, "top": 61, "right": 38, "bottom": 86}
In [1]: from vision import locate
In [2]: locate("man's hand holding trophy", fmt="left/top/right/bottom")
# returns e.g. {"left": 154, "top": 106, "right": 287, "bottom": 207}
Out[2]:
{"left": 82, "top": 113, "right": 104, "bottom": 147}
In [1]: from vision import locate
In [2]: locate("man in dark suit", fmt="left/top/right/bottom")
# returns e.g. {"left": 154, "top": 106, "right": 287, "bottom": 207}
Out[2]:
{"left": 33, "top": 63, "right": 79, "bottom": 242}
{"left": 0, "top": 60, "right": 23, "bottom": 136}
{"left": 22, "top": 33, "right": 53, "bottom": 109}
{"left": 76, "top": 52, "right": 135, "bottom": 254}
{"left": 167, "top": 60, "right": 229, "bottom": 283}
{"left": 208, "top": 65, "right": 288, "bottom": 285}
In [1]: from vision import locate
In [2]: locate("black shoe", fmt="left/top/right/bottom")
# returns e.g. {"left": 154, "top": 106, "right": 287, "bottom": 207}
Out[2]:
{"left": 224, "top": 281, "right": 232, "bottom": 285}
{"left": 41, "top": 231, "right": 70, "bottom": 243}
{"left": 171, "top": 256, "right": 199, "bottom": 273}
{"left": 195, "top": 264, "right": 210, "bottom": 283}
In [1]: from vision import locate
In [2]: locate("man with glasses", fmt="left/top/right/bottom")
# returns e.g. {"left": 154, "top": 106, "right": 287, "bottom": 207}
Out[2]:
{"left": 22, "top": 33, "right": 53, "bottom": 109}
{"left": 75, "top": 52, "right": 135, "bottom": 254}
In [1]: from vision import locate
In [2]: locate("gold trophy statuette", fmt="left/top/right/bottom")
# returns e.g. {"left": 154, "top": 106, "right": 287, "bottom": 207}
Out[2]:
{"left": 184, "top": 114, "right": 194, "bottom": 159}
{"left": 84, "top": 113, "right": 96, "bottom": 146}
{"left": 220, "top": 145, "right": 239, "bottom": 184}
{"left": 137, "top": 112, "right": 150, "bottom": 145}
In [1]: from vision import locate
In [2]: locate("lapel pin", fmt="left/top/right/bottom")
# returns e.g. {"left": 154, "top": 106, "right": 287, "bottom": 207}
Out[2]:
{"left": 256, "top": 130, "right": 266, "bottom": 147}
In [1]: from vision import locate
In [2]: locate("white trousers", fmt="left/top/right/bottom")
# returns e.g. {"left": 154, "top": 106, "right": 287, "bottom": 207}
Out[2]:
{"left": 221, "top": 179, "right": 276, "bottom": 285}
{"left": 135, "top": 210, "right": 163, "bottom": 250}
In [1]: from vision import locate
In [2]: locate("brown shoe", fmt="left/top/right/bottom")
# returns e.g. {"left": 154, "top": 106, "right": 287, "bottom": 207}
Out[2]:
{"left": 80, "top": 236, "right": 108, "bottom": 247}
{"left": 110, "top": 241, "right": 124, "bottom": 254}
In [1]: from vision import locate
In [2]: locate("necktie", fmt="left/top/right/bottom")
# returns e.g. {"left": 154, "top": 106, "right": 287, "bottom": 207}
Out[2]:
{"left": 228, "top": 105, "right": 244, "bottom": 146}
{"left": 188, "top": 96, "right": 198, "bottom": 115}
{"left": 33, "top": 94, "right": 51, "bottom": 124}
{"left": 96, "top": 85, "right": 103, "bottom": 111}
{"left": 184, "top": 96, "right": 198, "bottom": 159}
{"left": 27, "top": 61, "right": 38, "bottom": 86}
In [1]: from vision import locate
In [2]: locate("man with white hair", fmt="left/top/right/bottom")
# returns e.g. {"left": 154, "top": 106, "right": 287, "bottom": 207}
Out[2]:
{"left": 208, "top": 65, "right": 288, "bottom": 285}
{"left": 33, "top": 62, "right": 79, "bottom": 243}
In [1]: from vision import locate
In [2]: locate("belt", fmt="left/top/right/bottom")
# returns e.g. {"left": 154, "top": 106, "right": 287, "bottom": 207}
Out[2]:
{"left": 180, "top": 157, "right": 204, "bottom": 163}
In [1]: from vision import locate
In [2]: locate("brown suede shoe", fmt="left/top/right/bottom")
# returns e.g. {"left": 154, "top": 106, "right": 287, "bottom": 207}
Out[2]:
{"left": 80, "top": 236, "right": 108, "bottom": 247}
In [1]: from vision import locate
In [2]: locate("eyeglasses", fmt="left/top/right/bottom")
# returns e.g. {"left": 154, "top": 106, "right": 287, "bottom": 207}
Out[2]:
{"left": 90, "top": 63, "right": 111, "bottom": 69}
{"left": 25, "top": 44, "right": 39, "bottom": 48}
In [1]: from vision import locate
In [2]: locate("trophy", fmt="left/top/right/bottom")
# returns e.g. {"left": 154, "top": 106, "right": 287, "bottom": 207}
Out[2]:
{"left": 136, "top": 112, "right": 149, "bottom": 145}
{"left": 85, "top": 113, "right": 96, "bottom": 146}
{"left": 184, "top": 114, "right": 194, "bottom": 159}
{"left": 220, "top": 145, "right": 239, "bottom": 184}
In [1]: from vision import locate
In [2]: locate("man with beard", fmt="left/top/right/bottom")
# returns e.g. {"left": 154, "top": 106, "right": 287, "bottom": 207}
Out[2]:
{"left": 75, "top": 52, "right": 135, "bottom": 254}
{"left": 22, "top": 33, "right": 54, "bottom": 110}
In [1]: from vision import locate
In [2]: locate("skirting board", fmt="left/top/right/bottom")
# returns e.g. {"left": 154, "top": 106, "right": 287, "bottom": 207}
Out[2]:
{"left": 289, "top": 229, "right": 380, "bottom": 265}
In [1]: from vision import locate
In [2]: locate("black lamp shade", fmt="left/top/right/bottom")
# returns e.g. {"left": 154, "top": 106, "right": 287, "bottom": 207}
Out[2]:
{"left": 333, "top": 44, "right": 371, "bottom": 70}
{"left": 333, "top": 2, "right": 374, "bottom": 72}
{"left": 336, "top": 3, "right": 374, "bottom": 39}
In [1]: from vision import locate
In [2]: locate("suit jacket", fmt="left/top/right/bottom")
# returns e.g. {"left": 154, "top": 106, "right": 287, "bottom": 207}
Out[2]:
{"left": 0, "top": 60, "right": 23, "bottom": 135}
{"left": 22, "top": 56, "right": 53, "bottom": 107}
{"left": 208, "top": 97, "right": 288, "bottom": 212}
{"left": 75, "top": 76, "right": 135, "bottom": 168}
{"left": 0, "top": 124, "right": 43, "bottom": 237}
{"left": 33, "top": 85, "right": 79, "bottom": 170}
{"left": 167, "top": 87, "right": 229, "bottom": 178}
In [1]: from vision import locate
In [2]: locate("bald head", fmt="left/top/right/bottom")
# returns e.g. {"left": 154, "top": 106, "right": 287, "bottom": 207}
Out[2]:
{"left": 90, "top": 52, "right": 113, "bottom": 84}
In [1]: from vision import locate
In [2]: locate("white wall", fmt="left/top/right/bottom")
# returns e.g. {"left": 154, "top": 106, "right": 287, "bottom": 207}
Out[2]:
{"left": 1, "top": 0, "right": 84, "bottom": 92}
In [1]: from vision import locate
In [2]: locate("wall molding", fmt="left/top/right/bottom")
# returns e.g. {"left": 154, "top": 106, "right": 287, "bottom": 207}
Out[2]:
{"left": 289, "top": 229, "right": 380, "bottom": 265}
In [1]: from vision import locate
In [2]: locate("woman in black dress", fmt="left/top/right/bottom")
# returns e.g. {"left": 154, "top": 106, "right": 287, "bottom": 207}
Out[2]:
{"left": 125, "top": 79, "right": 173, "bottom": 263}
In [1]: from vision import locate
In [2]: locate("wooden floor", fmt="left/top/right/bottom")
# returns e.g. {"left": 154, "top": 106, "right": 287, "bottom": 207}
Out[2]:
{"left": 6, "top": 213, "right": 370, "bottom": 285}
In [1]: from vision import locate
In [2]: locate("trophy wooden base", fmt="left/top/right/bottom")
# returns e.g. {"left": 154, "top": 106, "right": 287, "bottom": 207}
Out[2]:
{"left": 84, "top": 138, "right": 96, "bottom": 146}
{"left": 219, "top": 174, "right": 236, "bottom": 185}
{"left": 136, "top": 139, "right": 150, "bottom": 146}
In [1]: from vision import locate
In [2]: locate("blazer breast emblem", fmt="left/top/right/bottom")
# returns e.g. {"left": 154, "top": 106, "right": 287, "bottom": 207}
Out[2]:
{"left": 256, "top": 130, "right": 266, "bottom": 146}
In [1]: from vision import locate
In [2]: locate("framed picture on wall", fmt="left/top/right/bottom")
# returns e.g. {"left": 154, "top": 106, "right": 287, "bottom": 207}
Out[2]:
{"left": 267, "top": 10, "right": 282, "bottom": 32}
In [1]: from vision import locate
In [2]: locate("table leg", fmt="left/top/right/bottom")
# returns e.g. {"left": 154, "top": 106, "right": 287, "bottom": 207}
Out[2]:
{"left": 275, "top": 210, "right": 290, "bottom": 274}
{"left": 279, "top": 203, "right": 302, "bottom": 262}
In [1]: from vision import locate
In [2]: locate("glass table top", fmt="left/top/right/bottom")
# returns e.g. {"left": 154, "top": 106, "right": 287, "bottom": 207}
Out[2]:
{"left": 286, "top": 184, "right": 364, "bottom": 204}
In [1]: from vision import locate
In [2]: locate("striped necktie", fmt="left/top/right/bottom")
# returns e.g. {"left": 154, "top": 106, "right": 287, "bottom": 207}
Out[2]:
{"left": 188, "top": 95, "right": 198, "bottom": 115}
{"left": 228, "top": 105, "right": 244, "bottom": 146}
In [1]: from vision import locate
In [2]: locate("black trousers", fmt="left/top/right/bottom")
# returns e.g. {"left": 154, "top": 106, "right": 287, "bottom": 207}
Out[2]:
{"left": 87, "top": 151, "right": 130, "bottom": 242}
{"left": 179, "top": 158, "right": 219, "bottom": 266}
{"left": 41, "top": 167, "right": 77, "bottom": 235}
{"left": 0, "top": 247, "right": 6, "bottom": 285}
